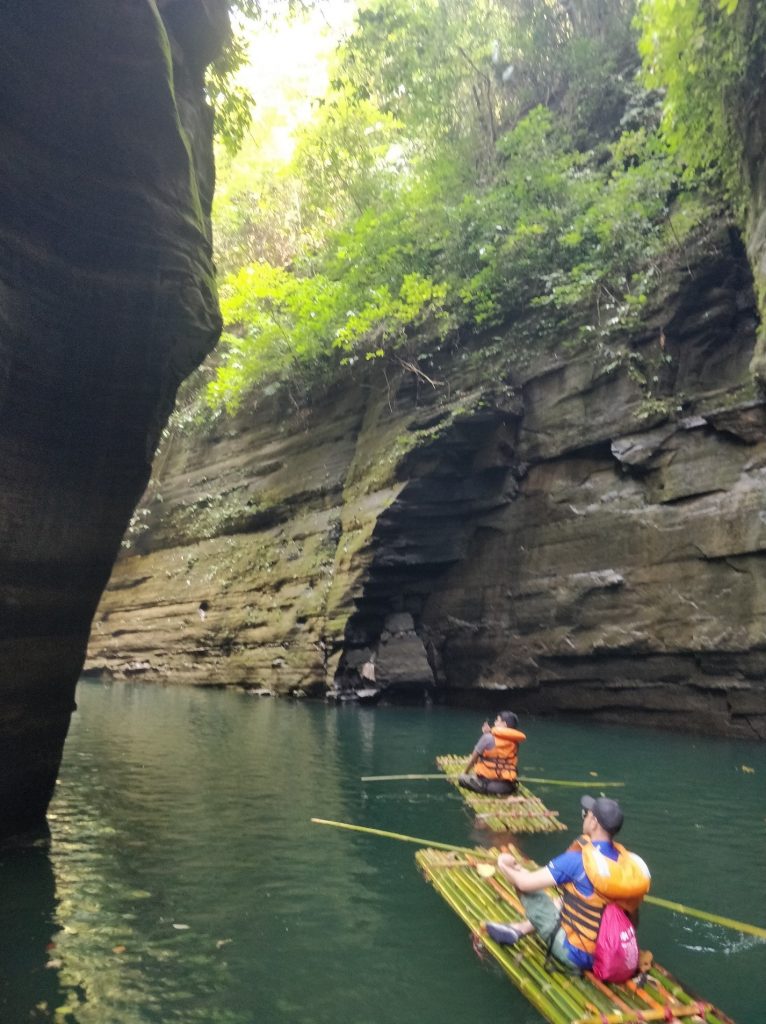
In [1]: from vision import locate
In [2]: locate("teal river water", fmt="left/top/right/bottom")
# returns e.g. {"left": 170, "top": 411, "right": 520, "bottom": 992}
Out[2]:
{"left": 0, "top": 681, "right": 764, "bottom": 1024}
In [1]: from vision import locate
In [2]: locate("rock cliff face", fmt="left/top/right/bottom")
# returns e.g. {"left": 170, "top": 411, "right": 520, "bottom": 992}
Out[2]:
{"left": 88, "top": 223, "right": 766, "bottom": 739}
{"left": 0, "top": 1, "right": 226, "bottom": 840}
{"left": 740, "top": 1, "right": 766, "bottom": 380}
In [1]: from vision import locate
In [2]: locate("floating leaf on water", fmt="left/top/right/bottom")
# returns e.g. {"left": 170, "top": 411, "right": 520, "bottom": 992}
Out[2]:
{"left": 589, "top": 771, "right": 598, "bottom": 776}
{"left": 216, "top": 938, "right": 233, "bottom": 948}
{"left": 45, "top": 959, "right": 62, "bottom": 969}
{"left": 129, "top": 890, "right": 152, "bottom": 899}
{"left": 172, "top": 923, "right": 191, "bottom": 930}
{"left": 740, "top": 765, "right": 755, "bottom": 773}
{"left": 112, "top": 945, "right": 127, "bottom": 954}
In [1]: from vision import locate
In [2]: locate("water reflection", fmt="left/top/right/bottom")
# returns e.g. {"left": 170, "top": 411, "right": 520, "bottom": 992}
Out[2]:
{"left": 19, "top": 684, "right": 765, "bottom": 1024}
{"left": 0, "top": 843, "right": 65, "bottom": 1022}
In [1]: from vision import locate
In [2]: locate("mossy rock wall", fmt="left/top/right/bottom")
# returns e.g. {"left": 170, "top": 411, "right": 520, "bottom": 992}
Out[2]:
{"left": 0, "top": 0, "right": 226, "bottom": 840}
{"left": 88, "top": 224, "right": 766, "bottom": 738}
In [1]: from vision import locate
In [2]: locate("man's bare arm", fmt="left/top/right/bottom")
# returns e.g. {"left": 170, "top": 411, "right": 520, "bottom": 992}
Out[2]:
{"left": 497, "top": 854, "right": 556, "bottom": 893}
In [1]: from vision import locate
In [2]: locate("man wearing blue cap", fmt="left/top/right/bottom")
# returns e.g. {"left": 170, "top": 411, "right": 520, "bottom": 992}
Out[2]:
{"left": 483, "top": 795, "right": 650, "bottom": 972}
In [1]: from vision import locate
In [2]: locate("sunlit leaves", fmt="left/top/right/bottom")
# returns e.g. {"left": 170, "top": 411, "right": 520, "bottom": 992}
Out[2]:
{"left": 292, "top": 88, "right": 403, "bottom": 235}
{"left": 637, "top": 0, "right": 765, "bottom": 212}
{"left": 209, "top": 261, "right": 448, "bottom": 411}
{"left": 209, "top": 265, "right": 345, "bottom": 411}
{"left": 206, "top": 25, "right": 255, "bottom": 155}
{"left": 206, "top": 0, "right": 701, "bottom": 411}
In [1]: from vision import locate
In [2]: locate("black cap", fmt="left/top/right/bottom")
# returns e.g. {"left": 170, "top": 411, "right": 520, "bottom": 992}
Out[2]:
{"left": 498, "top": 710, "right": 519, "bottom": 728}
{"left": 581, "top": 795, "right": 624, "bottom": 835}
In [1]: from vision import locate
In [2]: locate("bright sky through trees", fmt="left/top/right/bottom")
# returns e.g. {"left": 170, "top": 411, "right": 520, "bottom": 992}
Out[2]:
{"left": 229, "top": 2, "right": 356, "bottom": 164}
{"left": 204, "top": 0, "right": 754, "bottom": 417}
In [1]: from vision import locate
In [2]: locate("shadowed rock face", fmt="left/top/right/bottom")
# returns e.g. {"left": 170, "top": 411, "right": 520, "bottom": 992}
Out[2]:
{"left": 88, "top": 222, "right": 766, "bottom": 738}
{"left": 0, "top": 1, "right": 226, "bottom": 840}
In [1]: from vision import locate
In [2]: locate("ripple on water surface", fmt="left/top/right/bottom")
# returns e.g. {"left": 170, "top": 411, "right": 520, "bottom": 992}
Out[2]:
{"left": 0, "top": 682, "right": 763, "bottom": 1024}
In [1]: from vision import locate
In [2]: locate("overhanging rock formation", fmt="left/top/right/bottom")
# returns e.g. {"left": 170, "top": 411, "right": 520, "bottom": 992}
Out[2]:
{"left": 88, "top": 222, "right": 766, "bottom": 738}
{"left": 0, "top": 0, "right": 226, "bottom": 841}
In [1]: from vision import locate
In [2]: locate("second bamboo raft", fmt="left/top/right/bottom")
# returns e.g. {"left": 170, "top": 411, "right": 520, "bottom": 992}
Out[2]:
{"left": 416, "top": 845, "right": 735, "bottom": 1024}
{"left": 437, "top": 754, "right": 567, "bottom": 833}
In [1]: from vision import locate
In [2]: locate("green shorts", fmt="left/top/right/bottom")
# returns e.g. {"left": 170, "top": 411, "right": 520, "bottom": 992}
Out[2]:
{"left": 519, "top": 891, "right": 571, "bottom": 966}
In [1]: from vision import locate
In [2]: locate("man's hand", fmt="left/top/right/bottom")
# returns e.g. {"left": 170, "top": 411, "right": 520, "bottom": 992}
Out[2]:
{"left": 497, "top": 853, "right": 556, "bottom": 894}
{"left": 481, "top": 720, "right": 491, "bottom": 734}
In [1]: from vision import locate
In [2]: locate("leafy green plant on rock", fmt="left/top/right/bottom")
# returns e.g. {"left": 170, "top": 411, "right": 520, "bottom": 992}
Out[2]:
{"left": 638, "top": 0, "right": 766, "bottom": 215}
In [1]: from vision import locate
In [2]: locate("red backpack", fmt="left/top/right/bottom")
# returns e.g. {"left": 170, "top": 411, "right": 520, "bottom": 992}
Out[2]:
{"left": 592, "top": 903, "right": 639, "bottom": 983}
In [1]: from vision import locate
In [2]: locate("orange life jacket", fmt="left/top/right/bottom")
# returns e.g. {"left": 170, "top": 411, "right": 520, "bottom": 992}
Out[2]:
{"left": 559, "top": 837, "right": 651, "bottom": 956}
{"left": 475, "top": 726, "right": 526, "bottom": 781}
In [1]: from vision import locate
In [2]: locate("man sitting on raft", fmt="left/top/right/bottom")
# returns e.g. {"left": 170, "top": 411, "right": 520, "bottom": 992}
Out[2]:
{"left": 484, "top": 796, "right": 650, "bottom": 973}
{"left": 458, "top": 711, "right": 525, "bottom": 796}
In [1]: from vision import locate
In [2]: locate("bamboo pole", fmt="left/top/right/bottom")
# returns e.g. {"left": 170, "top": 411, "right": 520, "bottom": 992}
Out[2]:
{"left": 424, "top": 852, "right": 582, "bottom": 1023}
{"left": 312, "top": 817, "right": 766, "bottom": 939}
{"left": 426, "top": 847, "right": 593, "bottom": 1023}
{"left": 643, "top": 893, "right": 766, "bottom": 940}
{"left": 423, "top": 848, "right": 611, "bottom": 1023}
{"left": 445, "top": 861, "right": 607, "bottom": 1021}
{"left": 522, "top": 777, "right": 624, "bottom": 789}
{"left": 361, "top": 772, "right": 625, "bottom": 787}
{"left": 433, "top": 869, "right": 696, "bottom": 1023}
{"left": 574, "top": 1004, "right": 712, "bottom": 1024}
{"left": 648, "top": 963, "right": 735, "bottom": 1024}
{"left": 583, "top": 972, "right": 633, "bottom": 1013}
{"left": 362, "top": 773, "right": 446, "bottom": 781}
{"left": 422, "top": 847, "right": 740, "bottom": 1024}
{"left": 310, "top": 817, "right": 492, "bottom": 857}
{"left": 417, "top": 844, "right": 735, "bottom": 1024}
{"left": 436, "top": 765, "right": 568, "bottom": 833}
{"left": 624, "top": 976, "right": 670, "bottom": 1015}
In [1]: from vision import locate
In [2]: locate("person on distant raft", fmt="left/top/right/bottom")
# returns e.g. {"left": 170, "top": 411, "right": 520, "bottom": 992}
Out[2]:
{"left": 483, "top": 796, "right": 650, "bottom": 975}
{"left": 458, "top": 710, "right": 525, "bottom": 796}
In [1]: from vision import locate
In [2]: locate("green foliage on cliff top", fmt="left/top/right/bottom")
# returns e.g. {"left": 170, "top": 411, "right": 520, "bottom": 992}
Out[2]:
{"left": 638, "top": 0, "right": 766, "bottom": 215}
{"left": 208, "top": 0, "right": 710, "bottom": 414}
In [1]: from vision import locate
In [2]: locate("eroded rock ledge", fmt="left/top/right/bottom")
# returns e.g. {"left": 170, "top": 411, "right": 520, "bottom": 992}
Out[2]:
{"left": 0, "top": 1, "right": 226, "bottom": 839}
{"left": 88, "top": 223, "right": 766, "bottom": 738}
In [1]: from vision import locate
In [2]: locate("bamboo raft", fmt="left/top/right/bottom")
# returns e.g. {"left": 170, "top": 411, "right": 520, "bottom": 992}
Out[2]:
{"left": 436, "top": 754, "right": 567, "bottom": 833}
{"left": 416, "top": 845, "right": 735, "bottom": 1024}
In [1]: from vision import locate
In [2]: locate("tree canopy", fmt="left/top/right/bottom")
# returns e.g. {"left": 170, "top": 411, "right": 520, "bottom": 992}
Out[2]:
{"left": 203, "top": 0, "right": 723, "bottom": 415}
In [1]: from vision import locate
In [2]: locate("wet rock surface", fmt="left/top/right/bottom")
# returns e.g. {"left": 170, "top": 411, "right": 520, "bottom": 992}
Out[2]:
{"left": 0, "top": 0, "right": 226, "bottom": 839}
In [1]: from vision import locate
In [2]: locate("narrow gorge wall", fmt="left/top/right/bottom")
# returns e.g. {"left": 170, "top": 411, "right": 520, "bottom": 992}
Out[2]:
{"left": 0, "top": 1, "right": 226, "bottom": 840}
{"left": 88, "top": 223, "right": 766, "bottom": 738}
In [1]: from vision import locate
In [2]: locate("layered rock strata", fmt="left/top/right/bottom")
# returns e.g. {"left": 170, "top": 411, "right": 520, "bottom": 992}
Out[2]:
{"left": 0, "top": 1, "right": 226, "bottom": 840}
{"left": 88, "top": 223, "right": 766, "bottom": 738}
